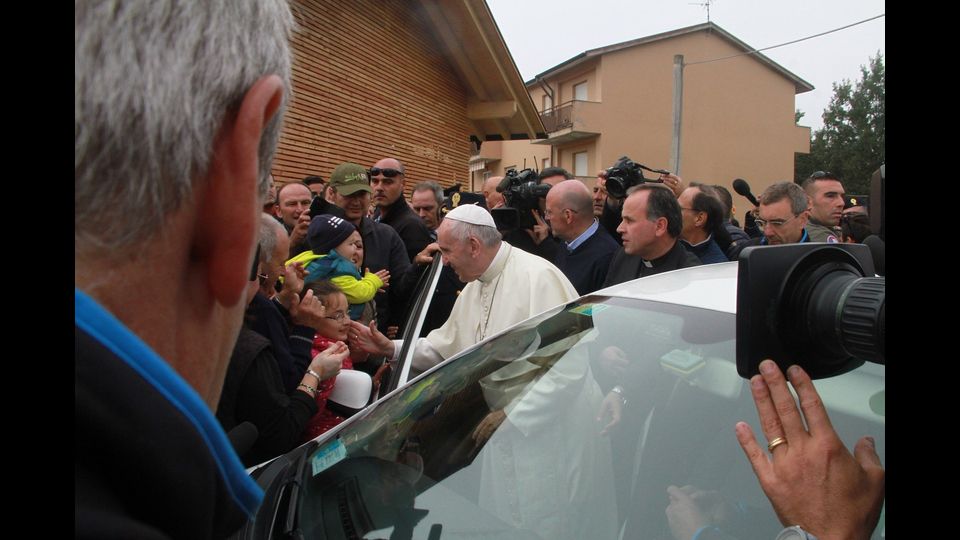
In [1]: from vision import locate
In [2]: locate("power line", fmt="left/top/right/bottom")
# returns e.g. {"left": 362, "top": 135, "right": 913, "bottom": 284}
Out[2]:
{"left": 685, "top": 14, "right": 884, "bottom": 66}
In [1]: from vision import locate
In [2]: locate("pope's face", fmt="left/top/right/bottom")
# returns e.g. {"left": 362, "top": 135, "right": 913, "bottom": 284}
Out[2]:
{"left": 437, "top": 220, "right": 483, "bottom": 282}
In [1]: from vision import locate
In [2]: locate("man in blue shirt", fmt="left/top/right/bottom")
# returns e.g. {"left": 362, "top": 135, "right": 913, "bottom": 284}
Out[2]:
{"left": 75, "top": 1, "right": 294, "bottom": 536}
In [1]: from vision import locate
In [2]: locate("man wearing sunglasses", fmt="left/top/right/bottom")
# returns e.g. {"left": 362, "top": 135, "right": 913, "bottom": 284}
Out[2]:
{"left": 800, "top": 171, "right": 844, "bottom": 243}
{"left": 369, "top": 158, "right": 434, "bottom": 263}
{"left": 728, "top": 182, "right": 812, "bottom": 259}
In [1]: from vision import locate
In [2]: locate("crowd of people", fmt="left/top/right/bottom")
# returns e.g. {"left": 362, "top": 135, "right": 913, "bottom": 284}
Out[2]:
{"left": 75, "top": 1, "right": 884, "bottom": 539}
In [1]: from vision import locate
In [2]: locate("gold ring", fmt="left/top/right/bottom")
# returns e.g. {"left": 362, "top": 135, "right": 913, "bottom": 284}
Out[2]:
{"left": 767, "top": 436, "right": 787, "bottom": 452}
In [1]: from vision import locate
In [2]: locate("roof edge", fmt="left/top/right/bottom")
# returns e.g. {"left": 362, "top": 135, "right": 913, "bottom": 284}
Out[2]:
{"left": 526, "top": 22, "right": 814, "bottom": 94}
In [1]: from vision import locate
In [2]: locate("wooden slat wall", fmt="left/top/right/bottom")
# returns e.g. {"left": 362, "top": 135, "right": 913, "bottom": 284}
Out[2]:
{"left": 274, "top": 0, "right": 472, "bottom": 197}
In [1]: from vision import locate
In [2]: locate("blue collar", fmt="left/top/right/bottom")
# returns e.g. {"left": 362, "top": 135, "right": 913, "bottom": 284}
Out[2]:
{"left": 566, "top": 219, "right": 600, "bottom": 252}
{"left": 75, "top": 288, "right": 264, "bottom": 517}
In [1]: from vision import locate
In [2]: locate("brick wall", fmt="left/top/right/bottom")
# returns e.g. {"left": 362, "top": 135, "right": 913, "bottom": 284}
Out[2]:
{"left": 273, "top": 0, "right": 473, "bottom": 197}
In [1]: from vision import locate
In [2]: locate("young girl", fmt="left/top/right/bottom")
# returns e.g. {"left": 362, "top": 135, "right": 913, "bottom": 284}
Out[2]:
{"left": 286, "top": 214, "right": 388, "bottom": 321}
{"left": 299, "top": 280, "right": 370, "bottom": 442}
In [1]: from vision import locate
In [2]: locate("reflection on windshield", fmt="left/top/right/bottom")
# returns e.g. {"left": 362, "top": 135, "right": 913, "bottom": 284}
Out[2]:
{"left": 296, "top": 297, "right": 885, "bottom": 540}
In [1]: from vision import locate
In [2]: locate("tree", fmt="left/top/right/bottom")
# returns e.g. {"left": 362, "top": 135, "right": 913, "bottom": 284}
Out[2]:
{"left": 795, "top": 52, "right": 884, "bottom": 195}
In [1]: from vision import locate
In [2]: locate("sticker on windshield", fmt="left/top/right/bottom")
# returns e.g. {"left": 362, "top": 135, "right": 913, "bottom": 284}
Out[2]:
{"left": 310, "top": 438, "right": 347, "bottom": 476}
{"left": 569, "top": 304, "right": 609, "bottom": 316}
{"left": 660, "top": 349, "right": 705, "bottom": 375}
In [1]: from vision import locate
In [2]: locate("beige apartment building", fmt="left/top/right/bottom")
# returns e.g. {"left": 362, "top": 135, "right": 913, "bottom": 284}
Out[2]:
{"left": 470, "top": 22, "right": 813, "bottom": 216}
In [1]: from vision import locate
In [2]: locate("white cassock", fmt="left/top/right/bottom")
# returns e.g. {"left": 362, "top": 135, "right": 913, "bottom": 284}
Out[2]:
{"left": 408, "top": 241, "right": 580, "bottom": 373}
{"left": 477, "top": 331, "right": 618, "bottom": 540}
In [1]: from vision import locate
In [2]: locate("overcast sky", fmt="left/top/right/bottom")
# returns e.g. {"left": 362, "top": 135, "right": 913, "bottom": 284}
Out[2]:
{"left": 485, "top": 0, "right": 884, "bottom": 133}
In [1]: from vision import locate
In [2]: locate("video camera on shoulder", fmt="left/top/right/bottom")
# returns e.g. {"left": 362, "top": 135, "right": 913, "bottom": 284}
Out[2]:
{"left": 604, "top": 156, "right": 672, "bottom": 200}
{"left": 491, "top": 168, "right": 551, "bottom": 231}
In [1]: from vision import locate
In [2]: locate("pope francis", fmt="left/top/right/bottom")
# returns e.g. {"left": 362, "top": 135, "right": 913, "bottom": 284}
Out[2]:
{"left": 349, "top": 203, "right": 579, "bottom": 373}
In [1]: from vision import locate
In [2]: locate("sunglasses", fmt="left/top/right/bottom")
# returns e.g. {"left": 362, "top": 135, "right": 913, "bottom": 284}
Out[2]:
{"left": 808, "top": 171, "right": 838, "bottom": 181}
{"left": 368, "top": 167, "right": 404, "bottom": 178}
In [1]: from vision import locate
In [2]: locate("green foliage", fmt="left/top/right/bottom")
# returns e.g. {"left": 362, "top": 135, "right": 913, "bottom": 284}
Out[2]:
{"left": 795, "top": 52, "right": 884, "bottom": 195}
{"left": 795, "top": 109, "right": 804, "bottom": 124}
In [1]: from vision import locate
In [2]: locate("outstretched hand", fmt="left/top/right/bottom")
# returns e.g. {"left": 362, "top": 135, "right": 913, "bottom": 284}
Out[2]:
{"left": 291, "top": 289, "right": 326, "bottom": 330}
{"left": 414, "top": 243, "right": 440, "bottom": 266}
{"left": 348, "top": 320, "right": 395, "bottom": 358}
{"left": 596, "top": 391, "right": 623, "bottom": 436}
{"left": 276, "top": 261, "right": 307, "bottom": 311}
{"left": 735, "top": 360, "right": 884, "bottom": 539}
{"left": 310, "top": 340, "right": 349, "bottom": 381}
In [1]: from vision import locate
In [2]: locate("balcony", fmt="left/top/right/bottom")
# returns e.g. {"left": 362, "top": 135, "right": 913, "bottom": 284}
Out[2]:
{"left": 535, "top": 100, "right": 601, "bottom": 145}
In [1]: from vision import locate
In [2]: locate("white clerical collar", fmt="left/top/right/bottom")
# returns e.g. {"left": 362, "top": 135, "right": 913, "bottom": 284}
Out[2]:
{"left": 478, "top": 242, "right": 510, "bottom": 284}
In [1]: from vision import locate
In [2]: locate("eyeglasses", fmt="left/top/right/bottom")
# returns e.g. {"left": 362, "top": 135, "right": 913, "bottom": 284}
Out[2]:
{"left": 368, "top": 167, "right": 404, "bottom": 178}
{"left": 755, "top": 214, "right": 800, "bottom": 229}
{"left": 324, "top": 311, "right": 349, "bottom": 322}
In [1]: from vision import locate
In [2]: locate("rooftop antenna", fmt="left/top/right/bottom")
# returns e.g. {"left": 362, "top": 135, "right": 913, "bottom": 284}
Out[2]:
{"left": 689, "top": 0, "right": 714, "bottom": 23}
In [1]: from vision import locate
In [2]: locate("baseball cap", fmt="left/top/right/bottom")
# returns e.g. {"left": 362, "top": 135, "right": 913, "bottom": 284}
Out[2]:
{"left": 328, "top": 163, "right": 372, "bottom": 196}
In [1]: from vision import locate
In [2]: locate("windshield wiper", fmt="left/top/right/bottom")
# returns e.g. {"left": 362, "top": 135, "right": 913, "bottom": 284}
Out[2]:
{"left": 278, "top": 440, "right": 319, "bottom": 538}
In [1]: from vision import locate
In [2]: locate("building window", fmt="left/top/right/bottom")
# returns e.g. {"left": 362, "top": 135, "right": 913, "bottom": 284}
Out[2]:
{"left": 542, "top": 94, "right": 553, "bottom": 112}
{"left": 574, "top": 151, "right": 588, "bottom": 177}
{"left": 573, "top": 81, "right": 588, "bottom": 101}
{"left": 542, "top": 157, "right": 551, "bottom": 170}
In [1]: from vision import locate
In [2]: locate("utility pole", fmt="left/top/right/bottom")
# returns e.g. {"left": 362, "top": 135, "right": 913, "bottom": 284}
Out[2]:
{"left": 670, "top": 54, "right": 684, "bottom": 175}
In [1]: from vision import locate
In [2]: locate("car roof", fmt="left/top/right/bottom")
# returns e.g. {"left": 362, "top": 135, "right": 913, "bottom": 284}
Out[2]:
{"left": 592, "top": 261, "right": 739, "bottom": 313}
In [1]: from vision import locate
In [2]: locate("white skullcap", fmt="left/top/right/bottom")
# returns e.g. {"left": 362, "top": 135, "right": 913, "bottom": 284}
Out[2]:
{"left": 444, "top": 203, "right": 496, "bottom": 228}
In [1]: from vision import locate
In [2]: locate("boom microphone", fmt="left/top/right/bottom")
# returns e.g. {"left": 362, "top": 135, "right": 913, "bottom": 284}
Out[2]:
{"left": 732, "top": 178, "right": 760, "bottom": 207}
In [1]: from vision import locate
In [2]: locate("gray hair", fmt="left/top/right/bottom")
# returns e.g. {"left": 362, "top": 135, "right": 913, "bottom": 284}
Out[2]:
{"left": 445, "top": 219, "right": 501, "bottom": 248}
{"left": 259, "top": 214, "right": 286, "bottom": 264}
{"left": 413, "top": 180, "right": 444, "bottom": 207}
{"left": 759, "top": 182, "right": 809, "bottom": 216}
{"left": 75, "top": 0, "right": 294, "bottom": 254}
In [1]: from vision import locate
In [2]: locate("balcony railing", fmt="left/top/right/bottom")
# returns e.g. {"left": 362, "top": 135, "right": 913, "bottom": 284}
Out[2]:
{"left": 536, "top": 100, "right": 600, "bottom": 144}
{"left": 540, "top": 101, "right": 576, "bottom": 133}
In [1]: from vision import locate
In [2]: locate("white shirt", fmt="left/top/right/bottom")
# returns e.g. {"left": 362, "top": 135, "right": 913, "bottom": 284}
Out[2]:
{"left": 405, "top": 242, "right": 579, "bottom": 373}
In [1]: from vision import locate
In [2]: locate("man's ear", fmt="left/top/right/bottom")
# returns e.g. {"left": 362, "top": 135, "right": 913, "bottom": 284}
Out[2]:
{"left": 650, "top": 216, "right": 666, "bottom": 237}
{"left": 469, "top": 236, "right": 482, "bottom": 258}
{"left": 195, "top": 74, "right": 285, "bottom": 307}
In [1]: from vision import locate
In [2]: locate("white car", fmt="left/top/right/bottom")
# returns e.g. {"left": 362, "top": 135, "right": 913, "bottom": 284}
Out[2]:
{"left": 238, "top": 244, "right": 885, "bottom": 540}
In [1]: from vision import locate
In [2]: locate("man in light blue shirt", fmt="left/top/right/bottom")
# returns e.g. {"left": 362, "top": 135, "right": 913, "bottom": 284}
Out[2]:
{"left": 545, "top": 180, "right": 620, "bottom": 295}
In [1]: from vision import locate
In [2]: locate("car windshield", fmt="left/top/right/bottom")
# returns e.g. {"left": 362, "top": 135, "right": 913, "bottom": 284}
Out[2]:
{"left": 294, "top": 294, "right": 885, "bottom": 539}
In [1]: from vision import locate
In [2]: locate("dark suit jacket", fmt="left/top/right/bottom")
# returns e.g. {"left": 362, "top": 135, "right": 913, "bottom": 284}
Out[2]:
{"left": 602, "top": 240, "right": 702, "bottom": 287}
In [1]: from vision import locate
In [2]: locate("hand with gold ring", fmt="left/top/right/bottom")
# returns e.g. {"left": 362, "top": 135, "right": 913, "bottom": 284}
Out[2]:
{"left": 766, "top": 436, "right": 787, "bottom": 453}
{"left": 734, "top": 360, "right": 884, "bottom": 539}
{"left": 660, "top": 173, "right": 685, "bottom": 198}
